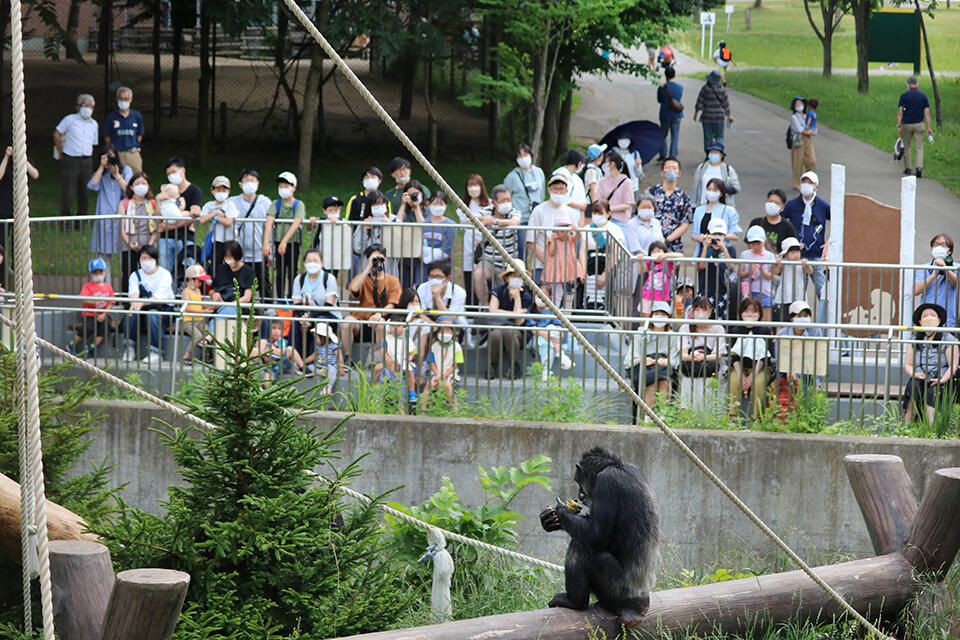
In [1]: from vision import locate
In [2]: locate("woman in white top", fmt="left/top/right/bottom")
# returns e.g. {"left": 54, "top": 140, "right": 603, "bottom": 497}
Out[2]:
{"left": 678, "top": 295, "right": 727, "bottom": 409}
{"left": 582, "top": 200, "right": 625, "bottom": 310}
{"left": 690, "top": 140, "right": 741, "bottom": 209}
{"left": 460, "top": 174, "right": 490, "bottom": 306}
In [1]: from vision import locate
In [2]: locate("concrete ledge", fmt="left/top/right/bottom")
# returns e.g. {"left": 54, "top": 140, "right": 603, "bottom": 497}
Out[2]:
{"left": 78, "top": 400, "right": 960, "bottom": 567}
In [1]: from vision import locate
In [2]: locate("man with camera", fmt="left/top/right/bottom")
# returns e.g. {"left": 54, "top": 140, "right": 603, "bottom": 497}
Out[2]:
{"left": 341, "top": 244, "right": 401, "bottom": 368}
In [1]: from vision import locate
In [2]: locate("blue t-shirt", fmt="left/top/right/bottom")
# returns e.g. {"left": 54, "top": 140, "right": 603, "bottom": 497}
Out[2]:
{"left": 804, "top": 110, "right": 817, "bottom": 132}
{"left": 898, "top": 89, "right": 929, "bottom": 125}
{"left": 657, "top": 81, "right": 684, "bottom": 122}
{"left": 104, "top": 109, "right": 145, "bottom": 151}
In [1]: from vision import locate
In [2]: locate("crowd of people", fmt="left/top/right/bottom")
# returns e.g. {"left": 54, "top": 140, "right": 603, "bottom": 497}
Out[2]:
{"left": 48, "top": 81, "right": 958, "bottom": 421}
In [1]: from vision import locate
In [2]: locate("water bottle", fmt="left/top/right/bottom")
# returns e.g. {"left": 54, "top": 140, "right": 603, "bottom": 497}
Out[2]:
{"left": 928, "top": 134, "right": 934, "bottom": 143}
{"left": 728, "top": 120, "right": 736, "bottom": 131}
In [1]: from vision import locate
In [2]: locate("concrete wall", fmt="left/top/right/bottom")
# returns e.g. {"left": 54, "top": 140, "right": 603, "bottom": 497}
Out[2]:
{"left": 79, "top": 400, "right": 960, "bottom": 568}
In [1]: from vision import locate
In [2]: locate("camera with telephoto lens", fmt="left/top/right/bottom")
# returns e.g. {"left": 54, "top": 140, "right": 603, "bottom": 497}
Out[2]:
{"left": 107, "top": 154, "right": 120, "bottom": 168}
{"left": 946, "top": 255, "right": 954, "bottom": 267}
{"left": 371, "top": 256, "right": 385, "bottom": 274}
{"left": 410, "top": 192, "right": 419, "bottom": 203}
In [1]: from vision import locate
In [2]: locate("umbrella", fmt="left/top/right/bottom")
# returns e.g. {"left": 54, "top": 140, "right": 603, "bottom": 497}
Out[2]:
{"left": 598, "top": 120, "right": 665, "bottom": 165}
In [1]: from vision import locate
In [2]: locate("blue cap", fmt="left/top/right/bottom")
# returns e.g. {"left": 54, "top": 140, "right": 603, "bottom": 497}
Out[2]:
{"left": 88, "top": 257, "right": 107, "bottom": 273}
{"left": 587, "top": 143, "right": 608, "bottom": 161}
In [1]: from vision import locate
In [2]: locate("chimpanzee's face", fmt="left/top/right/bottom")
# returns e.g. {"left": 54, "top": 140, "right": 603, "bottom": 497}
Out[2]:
{"left": 574, "top": 463, "right": 594, "bottom": 504}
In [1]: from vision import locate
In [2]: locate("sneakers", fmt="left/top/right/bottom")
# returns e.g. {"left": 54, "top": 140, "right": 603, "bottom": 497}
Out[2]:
{"left": 303, "top": 364, "right": 316, "bottom": 378}
{"left": 141, "top": 352, "right": 162, "bottom": 365}
{"left": 559, "top": 352, "right": 573, "bottom": 370}
{"left": 915, "top": 168, "right": 922, "bottom": 179}
{"left": 540, "top": 367, "right": 550, "bottom": 382}
{"left": 903, "top": 168, "right": 913, "bottom": 176}
{"left": 121, "top": 346, "right": 137, "bottom": 362}
{"left": 84, "top": 344, "right": 96, "bottom": 359}
{"left": 408, "top": 390, "right": 418, "bottom": 403}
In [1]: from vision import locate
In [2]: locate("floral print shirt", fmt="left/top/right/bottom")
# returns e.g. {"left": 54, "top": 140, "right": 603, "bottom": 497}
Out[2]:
{"left": 643, "top": 184, "right": 693, "bottom": 253}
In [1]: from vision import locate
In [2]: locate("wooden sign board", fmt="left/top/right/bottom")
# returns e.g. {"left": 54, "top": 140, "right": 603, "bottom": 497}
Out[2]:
{"left": 777, "top": 338, "right": 828, "bottom": 376}
{"left": 841, "top": 194, "right": 900, "bottom": 337}
{"left": 382, "top": 225, "right": 424, "bottom": 260}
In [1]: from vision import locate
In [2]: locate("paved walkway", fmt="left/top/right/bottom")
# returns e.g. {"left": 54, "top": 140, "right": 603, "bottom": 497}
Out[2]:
{"left": 570, "top": 50, "right": 959, "bottom": 257}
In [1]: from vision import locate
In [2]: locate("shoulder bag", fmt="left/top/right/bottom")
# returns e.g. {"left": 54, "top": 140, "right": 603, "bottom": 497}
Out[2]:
{"left": 664, "top": 83, "right": 684, "bottom": 113}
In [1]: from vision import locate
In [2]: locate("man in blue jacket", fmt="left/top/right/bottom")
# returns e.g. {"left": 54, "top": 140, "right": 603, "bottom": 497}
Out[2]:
{"left": 657, "top": 66, "right": 683, "bottom": 160}
{"left": 783, "top": 170, "right": 830, "bottom": 322}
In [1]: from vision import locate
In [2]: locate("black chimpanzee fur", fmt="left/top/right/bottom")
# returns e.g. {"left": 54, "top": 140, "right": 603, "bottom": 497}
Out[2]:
{"left": 539, "top": 447, "right": 660, "bottom": 625}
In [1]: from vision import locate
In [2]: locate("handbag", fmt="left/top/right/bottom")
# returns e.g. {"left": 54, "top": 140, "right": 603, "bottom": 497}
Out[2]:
{"left": 664, "top": 83, "right": 684, "bottom": 113}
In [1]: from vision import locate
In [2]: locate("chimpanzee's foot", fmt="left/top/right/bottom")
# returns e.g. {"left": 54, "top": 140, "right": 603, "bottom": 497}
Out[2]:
{"left": 548, "top": 592, "right": 587, "bottom": 610}
{"left": 617, "top": 592, "right": 651, "bottom": 626}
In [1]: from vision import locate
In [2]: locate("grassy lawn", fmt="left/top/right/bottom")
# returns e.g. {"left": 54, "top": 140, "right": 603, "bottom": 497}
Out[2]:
{"left": 677, "top": 0, "right": 960, "bottom": 72}
{"left": 730, "top": 70, "right": 960, "bottom": 197}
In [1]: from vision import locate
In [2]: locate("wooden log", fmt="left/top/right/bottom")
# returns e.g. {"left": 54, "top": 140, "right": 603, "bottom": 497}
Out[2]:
{"left": 844, "top": 454, "right": 919, "bottom": 555}
{"left": 99, "top": 569, "right": 190, "bottom": 640}
{"left": 333, "top": 553, "right": 915, "bottom": 640}
{"left": 902, "top": 467, "right": 960, "bottom": 579}
{"left": 0, "top": 471, "right": 99, "bottom": 560}
{"left": 50, "top": 540, "right": 114, "bottom": 640}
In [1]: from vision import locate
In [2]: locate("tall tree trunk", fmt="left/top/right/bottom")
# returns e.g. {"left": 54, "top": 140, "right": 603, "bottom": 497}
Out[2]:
{"left": 398, "top": 50, "right": 416, "bottom": 120}
{"left": 540, "top": 80, "right": 561, "bottom": 169}
{"left": 297, "top": 0, "right": 330, "bottom": 191}
{"left": 528, "top": 18, "right": 551, "bottom": 163}
{"left": 821, "top": 32, "right": 833, "bottom": 77}
{"left": 273, "top": 9, "right": 299, "bottom": 140}
{"left": 67, "top": 0, "right": 82, "bottom": 40}
{"left": 914, "top": 1, "right": 942, "bottom": 128}
{"left": 170, "top": 13, "right": 182, "bottom": 115}
{"left": 96, "top": 0, "right": 112, "bottom": 65}
{"left": 152, "top": 0, "right": 162, "bottom": 139}
{"left": 487, "top": 18, "right": 500, "bottom": 150}
{"left": 851, "top": 0, "right": 871, "bottom": 93}
{"left": 197, "top": 8, "right": 210, "bottom": 165}
{"left": 754, "top": 0, "right": 762, "bottom": 7}
{"left": 556, "top": 88, "right": 573, "bottom": 161}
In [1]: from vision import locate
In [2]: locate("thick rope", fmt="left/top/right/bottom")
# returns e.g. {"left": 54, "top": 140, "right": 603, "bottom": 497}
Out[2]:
{"left": 9, "top": 0, "right": 55, "bottom": 636}
{"left": 279, "top": 2, "right": 887, "bottom": 636}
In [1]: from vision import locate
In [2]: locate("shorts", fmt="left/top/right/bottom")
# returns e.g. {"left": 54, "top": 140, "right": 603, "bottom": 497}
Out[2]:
{"left": 80, "top": 315, "right": 108, "bottom": 339}
{"left": 752, "top": 293, "right": 773, "bottom": 307}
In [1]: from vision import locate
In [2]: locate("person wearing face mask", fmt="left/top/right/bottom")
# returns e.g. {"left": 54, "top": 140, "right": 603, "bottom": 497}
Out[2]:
{"left": 551, "top": 150, "right": 588, "bottom": 216}
{"left": 352, "top": 191, "right": 398, "bottom": 279}
{"left": 610, "top": 136, "right": 643, "bottom": 195}
{"left": 474, "top": 185, "right": 520, "bottom": 304}
{"left": 157, "top": 157, "right": 202, "bottom": 281}
{"left": 487, "top": 260, "right": 536, "bottom": 379}
{"left": 691, "top": 140, "right": 740, "bottom": 209}
{"left": 624, "top": 300, "right": 679, "bottom": 420}
{"left": 597, "top": 153, "right": 635, "bottom": 226}
{"left": 197, "top": 176, "right": 240, "bottom": 275}
{"left": 54, "top": 93, "right": 98, "bottom": 217}
{"left": 459, "top": 174, "right": 492, "bottom": 303}
{"left": 679, "top": 296, "right": 727, "bottom": 409}
{"left": 903, "top": 303, "right": 958, "bottom": 423}
{"left": 693, "top": 71, "right": 734, "bottom": 152}
{"left": 788, "top": 97, "right": 808, "bottom": 190}
{"left": 527, "top": 173, "right": 575, "bottom": 283}
{"left": 691, "top": 178, "right": 741, "bottom": 259}
{"left": 747, "top": 189, "right": 796, "bottom": 254}
{"left": 728, "top": 296, "right": 773, "bottom": 422}
{"left": 346, "top": 166, "right": 389, "bottom": 222}
{"left": 308, "top": 195, "right": 350, "bottom": 276}
{"left": 782, "top": 170, "right": 830, "bottom": 321}
{"left": 87, "top": 143, "right": 131, "bottom": 281}
{"left": 384, "top": 157, "right": 431, "bottom": 213}
{"left": 624, "top": 196, "right": 665, "bottom": 259}
{"left": 914, "top": 234, "right": 959, "bottom": 328}
{"left": 118, "top": 172, "right": 158, "bottom": 294}
{"left": 582, "top": 200, "right": 625, "bottom": 311}
{"left": 122, "top": 245, "right": 174, "bottom": 364}
{"left": 696, "top": 217, "right": 733, "bottom": 321}
{"left": 264, "top": 171, "right": 306, "bottom": 298}
{"left": 227, "top": 169, "right": 273, "bottom": 299}
{"left": 393, "top": 180, "right": 429, "bottom": 289}
{"left": 582, "top": 143, "right": 607, "bottom": 204}
{"left": 341, "top": 244, "right": 402, "bottom": 371}
{"left": 416, "top": 260, "right": 467, "bottom": 328}
{"left": 774, "top": 300, "right": 825, "bottom": 413}
{"left": 209, "top": 240, "right": 255, "bottom": 318}
{"left": 419, "top": 193, "right": 456, "bottom": 284}
{"left": 103, "top": 87, "right": 144, "bottom": 172}
{"left": 422, "top": 317, "right": 463, "bottom": 409}
{"left": 71, "top": 257, "right": 116, "bottom": 358}
{"left": 290, "top": 249, "right": 340, "bottom": 376}
{"left": 503, "top": 144, "right": 546, "bottom": 258}
{"left": 642, "top": 158, "right": 693, "bottom": 253}
{"left": 656, "top": 66, "right": 684, "bottom": 161}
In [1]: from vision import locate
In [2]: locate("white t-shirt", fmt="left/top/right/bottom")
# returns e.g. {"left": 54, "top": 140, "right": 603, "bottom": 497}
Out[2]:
{"left": 623, "top": 217, "right": 665, "bottom": 256}
{"left": 128, "top": 266, "right": 174, "bottom": 301}
{"left": 55, "top": 113, "right": 98, "bottom": 157}
{"left": 458, "top": 200, "right": 484, "bottom": 268}
{"left": 775, "top": 263, "right": 806, "bottom": 305}
{"left": 552, "top": 166, "right": 587, "bottom": 210}
{"left": 291, "top": 270, "right": 338, "bottom": 305}
{"left": 227, "top": 194, "right": 271, "bottom": 263}
{"left": 713, "top": 48, "right": 730, "bottom": 68}
{"left": 416, "top": 281, "right": 467, "bottom": 325}
{"left": 430, "top": 340, "right": 463, "bottom": 381}
{"left": 320, "top": 219, "right": 352, "bottom": 271}
{"left": 527, "top": 202, "right": 576, "bottom": 270}
{"left": 583, "top": 163, "right": 603, "bottom": 200}
{"left": 201, "top": 199, "right": 240, "bottom": 244}
{"left": 698, "top": 164, "right": 724, "bottom": 205}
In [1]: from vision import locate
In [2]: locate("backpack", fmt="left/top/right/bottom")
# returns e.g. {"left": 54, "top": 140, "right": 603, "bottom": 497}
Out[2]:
{"left": 720, "top": 47, "right": 732, "bottom": 62}
{"left": 275, "top": 198, "right": 301, "bottom": 216}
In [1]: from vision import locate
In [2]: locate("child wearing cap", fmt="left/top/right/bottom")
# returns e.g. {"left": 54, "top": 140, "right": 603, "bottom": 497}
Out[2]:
{"left": 309, "top": 195, "right": 350, "bottom": 276}
{"left": 71, "top": 258, "right": 115, "bottom": 358}
{"left": 738, "top": 225, "right": 776, "bottom": 321}
{"left": 197, "top": 176, "right": 239, "bottom": 272}
{"left": 422, "top": 317, "right": 463, "bottom": 409}
{"left": 264, "top": 171, "right": 306, "bottom": 298}
{"left": 674, "top": 277, "right": 696, "bottom": 319}
{"left": 774, "top": 299, "right": 824, "bottom": 418}
{"left": 696, "top": 217, "right": 732, "bottom": 320}
{"left": 181, "top": 264, "right": 212, "bottom": 364}
{"left": 312, "top": 323, "right": 341, "bottom": 388}
{"left": 772, "top": 237, "right": 813, "bottom": 322}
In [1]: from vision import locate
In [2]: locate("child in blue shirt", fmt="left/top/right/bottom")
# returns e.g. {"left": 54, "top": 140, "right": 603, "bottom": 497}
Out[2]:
{"left": 311, "top": 322, "right": 341, "bottom": 388}
{"left": 253, "top": 319, "right": 304, "bottom": 379}
{"left": 532, "top": 293, "right": 572, "bottom": 379}
{"left": 803, "top": 98, "right": 818, "bottom": 134}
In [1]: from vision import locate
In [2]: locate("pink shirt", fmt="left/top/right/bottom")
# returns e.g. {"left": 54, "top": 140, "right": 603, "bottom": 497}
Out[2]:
{"left": 597, "top": 174, "right": 635, "bottom": 223}
{"left": 641, "top": 260, "right": 675, "bottom": 302}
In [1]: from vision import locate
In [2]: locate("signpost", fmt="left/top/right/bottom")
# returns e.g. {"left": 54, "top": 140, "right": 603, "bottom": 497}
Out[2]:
{"left": 700, "top": 11, "right": 716, "bottom": 59}
{"left": 725, "top": 4, "right": 734, "bottom": 31}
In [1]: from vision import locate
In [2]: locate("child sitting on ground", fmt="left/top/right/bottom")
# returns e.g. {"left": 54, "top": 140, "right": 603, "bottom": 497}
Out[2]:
{"left": 422, "top": 317, "right": 463, "bottom": 409}
{"left": 312, "top": 323, "right": 341, "bottom": 388}
{"left": 532, "top": 292, "right": 573, "bottom": 380}
{"left": 373, "top": 314, "right": 419, "bottom": 404}
{"left": 181, "top": 264, "right": 212, "bottom": 364}
{"left": 252, "top": 319, "right": 304, "bottom": 379}
{"left": 639, "top": 240, "right": 683, "bottom": 316}
{"left": 71, "top": 257, "right": 115, "bottom": 358}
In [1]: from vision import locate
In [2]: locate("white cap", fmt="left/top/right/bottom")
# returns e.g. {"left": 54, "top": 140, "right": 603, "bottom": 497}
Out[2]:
{"left": 789, "top": 300, "right": 812, "bottom": 316}
{"left": 800, "top": 171, "right": 819, "bottom": 186}
{"left": 650, "top": 301, "right": 673, "bottom": 316}
{"left": 548, "top": 172, "right": 569, "bottom": 187}
{"left": 277, "top": 171, "right": 298, "bottom": 187}
{"left": 211, "top": 175, "right": 230, "bottom": 188}
{"left": 312, "top": 323, "right": 339, "bottom": 343}
{"left": 707, "top": 217, "right": 728, "bottom": 235}
{"left": 745, "top": 225, "right": 766, "bottom": 243}
{"left": 779, "top": 237, "right": 802, "bottom": 255}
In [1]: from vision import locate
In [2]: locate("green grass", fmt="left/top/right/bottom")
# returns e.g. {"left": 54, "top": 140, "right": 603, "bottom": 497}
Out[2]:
{"left": 729, "top": 70, "right": 960, "bottom": 197}
{"left": 678, "top": 0, "right": 960, "bottom": 72}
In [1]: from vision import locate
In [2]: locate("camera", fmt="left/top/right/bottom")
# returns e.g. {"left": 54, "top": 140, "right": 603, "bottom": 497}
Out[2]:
{"left": 107, "top": 154, "right": 120, "bottom": 168}
{"left": 946, "top": 255, "right": 954, "bottom": 267}
{"left": 371, "top": 256, "right": 385, "bottom": 274}
{"left": 410, "top": 192, "right": 419, "bottom": 203}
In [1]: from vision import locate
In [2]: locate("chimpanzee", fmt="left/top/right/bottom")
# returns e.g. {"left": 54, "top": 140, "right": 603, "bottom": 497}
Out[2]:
{"left": 540, "top": 447, "right": 660, "bottom": 625}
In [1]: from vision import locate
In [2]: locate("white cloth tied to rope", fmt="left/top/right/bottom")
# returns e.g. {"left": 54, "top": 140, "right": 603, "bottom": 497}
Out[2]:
{"left": 423, "top": 527, "right": 454, "bottom": 619}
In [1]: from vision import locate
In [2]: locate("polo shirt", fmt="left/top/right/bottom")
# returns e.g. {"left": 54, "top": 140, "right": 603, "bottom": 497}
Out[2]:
{"left": 898, "top": 88, "right": 929, "bottom": 125}
{"left": 104, "top": 109, "right": 144, "bottom": 151}
{"left": 55, "top": 113, "right": 98, "bottom": 157}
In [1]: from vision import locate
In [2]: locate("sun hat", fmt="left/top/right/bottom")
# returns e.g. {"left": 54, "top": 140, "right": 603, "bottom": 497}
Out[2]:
{"left": 651, "top": 300, "right": 673, "bottom": 316}
{"left": 745, "top": 225, "right": 766, "bottom": 243}
{"left": 779, "top": 237, "right": 802, "bottom": 256}
{"left": 211, "top": 175, "right": 230, "bottom": 189}
{"left": 500, "top": 259, "right": 529, "bottom": 280}
{"left": 913, "top": 302, "right": 946, "bottom": 327}
{"left": 312, "top": 323, "right": 339, "bottom": 343}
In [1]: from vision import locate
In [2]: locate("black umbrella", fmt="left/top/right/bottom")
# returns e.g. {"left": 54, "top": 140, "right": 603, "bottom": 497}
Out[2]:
{"left": 598, "top": 120, "right": 665, "bottom": 165}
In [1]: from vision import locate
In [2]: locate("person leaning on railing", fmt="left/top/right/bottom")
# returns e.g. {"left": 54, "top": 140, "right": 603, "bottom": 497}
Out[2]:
{"left": 340, "top": 243, "right": 401, "bottom": 373}
{"left": 914, "top": 234, "right": 958, "bottom": 328}
{"left": 903, "top": 303, "right": 959, "bottom": 424}
{"left": 473, "top": 184, "right": 520, "bottom": 306}
{"left": 486, "top": 260, "right": 536, "bottom": 380}
{"left": 121, "top": 244, "right": 174, "bottom": 365}
{"left": 118, "top": 172, "right": 157, "bottom": 292}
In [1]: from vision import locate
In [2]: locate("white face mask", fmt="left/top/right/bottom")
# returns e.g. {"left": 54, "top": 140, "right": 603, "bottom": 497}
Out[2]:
{"left": 592, "top": 214, "right": 607, "bottom": 225}
{"left": 508, "top": 277, "right": 523, "bottom": 288}
{"left": 224, "top": 257, "right": 237, "bottom": 268}
{"left": 396, "top": 174, "right": 410, "bottom": 185}
{"left": 693, "top": 311, "right": 710, "bottom": 320}
{"left": 637, "top": 208, "right": 654, "bottom": 221}
{"left": 793, "top": 316, "right": 811, "bottom": 324}
{"left": 429, "top": 277, "right": 445, "bottom": 288}
{"left": 516, "top": 156, "right": 532, "bottom": 169}
{"left": 617, "top": 138, "right": 631, "bottom": 149}
{"left": 800, "top": 183, "right": 816, "bottom": 198}
{"left": 278, "top": 187, "right": 294, "bottom": 200}
{"left": 467, "top": 185, "right": 482, "bottom": 199}
{"left": 429, "top": 205, "right": 446, "bottom": 217}
{"left": 795, "top": 105, "right": 804, "bottom": 113}
{"left": 932, "top": 246, "right": 950, "bottom": 260}
{"left": 497, "top": 201, "right": 513, "bottom": 215}
{"left": 741, "top": 313, "right": 760, "bottom": 322}
{"left": 549, "top": 192, "right": 569, "bottom": 205}
{"left": 304, "top": 262, "right": 323, "bottom": 275}
{"left": 132, "top": 183, "right": 149, "bottom": 197}
{"left": 651, "top": 318, "right": 668, "bottom": 328}
{"left": 117, "top": 100, "right": 131, "bottom": 110}
{"left": 440, "top": 331, "right": 455, "bottom": 343}
{"left": 241, "top": 181, "right": 258, "bottom": 195}
{"left": 363, "top": 177, "right": 380, "bottom": 190}
{"left": 371, "top": 204, "right": 387, "bottom": 217}
{"left": 140, "top": 260, "right": 156, "bottom": 272}
{"left": 213, "top": 190, "right": 228, "bottom": 202}
{"left": 79, "top": 106, "right": 93, "bottom": 119}
{"left": 705, "top": 190, "right": 721, "bottom": 203}
{"left": 764, "top": 202, "right": 782, "bottom": 216}
{"left": 708, "top": 152, "right": 722, "bottom": 164}
{"left": 91, "top": 274, "right": 105, "bottom": 283}
{"left": 167, "top": 172, "right": 183, "bottom": 186}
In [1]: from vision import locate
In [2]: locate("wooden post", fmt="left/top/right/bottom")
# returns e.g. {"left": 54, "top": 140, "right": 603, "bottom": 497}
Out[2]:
{"left": 745, "top": 8, "right": 751, "bottom": 30}
{"left": 902, "top": 468, "right": 960, "bottom": 579}
{"left": 99, "top": 569, "right": 190, "bottom": 640}
{"left": 844, "top": 454, "right": 919, "bottom": 555}
{"left": 50, "top": 540, "right": 114, "bottom": 640}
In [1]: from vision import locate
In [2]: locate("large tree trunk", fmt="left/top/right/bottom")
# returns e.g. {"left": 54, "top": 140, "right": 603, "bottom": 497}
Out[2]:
{"left": 67, "top": 0, "right": 82, "bottom": 40}
{"left": 96, "top": 0, "right": 112, "bottom": 66}
{"left": 170, "top": 13, "right": 182, "bottom": 115}
{"left": 851, "top": 0, "right": 871, "bottom": 93}
{"left": 297, "top": 0, "right": 330, "bottom": 191}
{"left": 539, "top": 80, "right": 561, "bottom": 169}
{"left": 821, "top": 32, "right": 833, "bottom": 77}
{"left": 152, "top": 0, "right": 162, "bottom": 139}
{"left": 398, "top": 50, "right": 416, "bottom": 121}
{"left": 914, "top": 1, "right": 942, "bottom": 128}
{"left": 197, "top": 8, "right": 210, "bottom": 165}
{"left": 528, "top": 20, "right": 551, "bottom": 163}
{"left": 556, "top": 88, "right": 573, "bottom": 162}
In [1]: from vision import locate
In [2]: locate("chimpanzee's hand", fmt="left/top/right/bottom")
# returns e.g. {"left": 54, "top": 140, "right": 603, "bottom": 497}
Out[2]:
{"left": 540, "top": 507, "right": 561, "bottom": 532}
